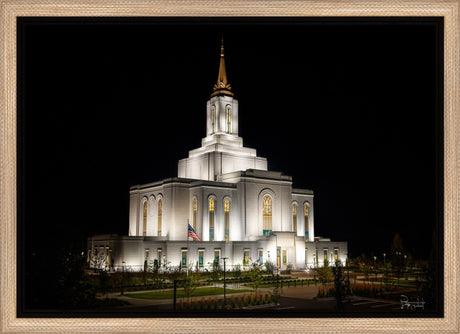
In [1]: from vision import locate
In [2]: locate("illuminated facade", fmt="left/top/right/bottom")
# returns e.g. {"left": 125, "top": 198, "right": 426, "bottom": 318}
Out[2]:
{"left": 88, "top": 40, "right": 347, "bottom": 271}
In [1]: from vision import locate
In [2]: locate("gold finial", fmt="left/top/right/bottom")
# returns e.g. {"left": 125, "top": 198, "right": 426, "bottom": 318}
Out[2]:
{"left": 220, "top": 36, "right": 225, "bottom": 56}
{"left": 211, "top": 37, "right": 234, "bottom": 97}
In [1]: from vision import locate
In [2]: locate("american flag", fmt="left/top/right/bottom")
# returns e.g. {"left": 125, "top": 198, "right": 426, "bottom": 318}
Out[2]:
{"left": 188, "top": 224, "right": 202, "bottom": 242}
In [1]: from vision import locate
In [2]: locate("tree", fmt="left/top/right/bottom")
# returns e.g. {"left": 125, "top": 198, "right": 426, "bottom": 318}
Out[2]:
{"left": 264, "top": 260, "right": 275, "bottom": 276}
{"left": 332, "top": 260, "right": 348, "bottom": 310}
{"left": 89, "top": 249, "right": 108, "bottom": 271}
{"left": 233, "top": 264, "right": 242, "bottom": 287}
{"left": 182, "top": 269, "right": 201, "bottom": 303}
{"left": 382, "top": 262, "right": 393, "bottom": 286}
{"left": 56, "top": 252, "right": 98, "bottom": 308}
{"left": 210, "top": 260, "right": 222, "bottom": 288}
{"left": 356, "top": 254, "right": 372, "bottom": 281}
{"left": 315, "top": 259, "right": 333, "bottom": 285}
{"left": 247, "top": 260, "right": 263, "bottom": 295}
{"left": 391, "top": 233, "right": 404, "bottom": 255}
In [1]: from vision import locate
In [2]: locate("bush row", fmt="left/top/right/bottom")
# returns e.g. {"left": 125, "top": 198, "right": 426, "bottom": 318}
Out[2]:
{"left": 176, "top": 293, "right": 273, "bottom": 310}
{"left": 317, "top": 283, "right": 385, "bottom": 298}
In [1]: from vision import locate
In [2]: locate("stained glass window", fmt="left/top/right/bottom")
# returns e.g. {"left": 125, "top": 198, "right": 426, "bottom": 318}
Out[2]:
{"left": 304, "top": 204, "right": 309, "bottom": 242}
{"left": 224, "top": 199, "right": 230, "bottom": 241}
{"left": 193, "top": 198, "right": 197, "bottom": 230}
{"left": 243, "top": 250, "right": 249, "bottom": 266}
{"left": 226, "top": 106, "right": 231, "bottom": 134}
{"left": 211, "top": 106, "right": 216, "bottom": 134}
{"left": 158, "top": 199, "right": 162, "bottom": 236}
{"left": 198, "top": 250, "right": 204, "bottom": 267}
{"left": 181, "top": 250, "right": 187, "bottom": 268}
{"left": 143, "top": 201, "right": 147, "bottom": 236}
{"left": 209, "top": 198, "right": 215, "bottom": 241}
{"left": 263, "top": 195, "right": 272, "bottom": 236}
{"left": 276, "top": 248, "right": 281, "bottom": 268}
{"left": 293, "top": 204, "right": 297, "bottom": 233}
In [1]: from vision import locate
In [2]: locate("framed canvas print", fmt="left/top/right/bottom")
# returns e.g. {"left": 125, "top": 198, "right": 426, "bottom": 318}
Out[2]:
{"left": 1, "top": 1, "right": 459, "bottom": 333}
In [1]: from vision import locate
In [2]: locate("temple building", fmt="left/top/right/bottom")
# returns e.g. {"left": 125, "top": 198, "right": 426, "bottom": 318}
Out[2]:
{"left": 87, "top": 40, "right": 347, "bottom": 272}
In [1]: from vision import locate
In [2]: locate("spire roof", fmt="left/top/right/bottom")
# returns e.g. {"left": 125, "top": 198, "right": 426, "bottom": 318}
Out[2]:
{"left": 211, "top": 37, "right": 234, "bottom": 97}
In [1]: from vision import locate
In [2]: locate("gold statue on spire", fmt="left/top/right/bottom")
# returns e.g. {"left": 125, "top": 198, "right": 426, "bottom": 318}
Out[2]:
{"left": 211, "top": 37, "right": 234, "bottom": 97}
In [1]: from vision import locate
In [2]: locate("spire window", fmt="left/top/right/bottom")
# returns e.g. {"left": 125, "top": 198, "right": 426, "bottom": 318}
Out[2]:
{"left": 193, "top": 198, "right": 197, "bottom": 230}
{"left": 226, "top": 106, "right": 231, "bottom": 134}
{"left": 211, "top": 106, "right": 216, "bottom": 134}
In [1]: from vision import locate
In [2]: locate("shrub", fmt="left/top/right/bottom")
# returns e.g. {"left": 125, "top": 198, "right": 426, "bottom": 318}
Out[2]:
{"left": 350, "top": 283, "right": 383, "bottom": 298}
{"left": 317, "top": 285, "right": 335, "bottom": 298}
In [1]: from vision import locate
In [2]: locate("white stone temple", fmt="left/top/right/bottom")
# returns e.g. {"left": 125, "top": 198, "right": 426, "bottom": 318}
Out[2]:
{"left": 87, "top": 40, "right": 347, "bottom": 272}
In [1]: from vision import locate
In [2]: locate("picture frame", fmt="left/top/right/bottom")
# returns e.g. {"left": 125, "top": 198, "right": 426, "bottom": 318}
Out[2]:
{"left": 1, "top": 1, "right": 459, "bottom": 333}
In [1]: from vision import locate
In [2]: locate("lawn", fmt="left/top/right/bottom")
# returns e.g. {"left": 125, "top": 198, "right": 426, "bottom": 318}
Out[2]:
{"left": 126, "top": 287, "right": 253, "bottom": 300}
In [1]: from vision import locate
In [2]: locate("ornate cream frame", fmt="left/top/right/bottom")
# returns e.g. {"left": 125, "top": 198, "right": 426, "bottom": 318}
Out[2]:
{"left": 1, "top": 1, "right": 459, "bottom": 333}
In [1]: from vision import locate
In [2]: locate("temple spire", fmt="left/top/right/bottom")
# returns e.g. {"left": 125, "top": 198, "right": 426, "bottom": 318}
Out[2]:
{"left": 211, "top": 37, "right": 234, "bottom": 97}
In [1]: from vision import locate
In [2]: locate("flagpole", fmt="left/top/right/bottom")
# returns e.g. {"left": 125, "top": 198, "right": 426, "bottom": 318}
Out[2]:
{"left": 187, "top": 219, "right": 189, "bottom": 277}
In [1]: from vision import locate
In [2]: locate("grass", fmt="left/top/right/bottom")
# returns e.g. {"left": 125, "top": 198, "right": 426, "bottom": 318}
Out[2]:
{"left": 126, "top": 287, "right": 253, "bottom": 300}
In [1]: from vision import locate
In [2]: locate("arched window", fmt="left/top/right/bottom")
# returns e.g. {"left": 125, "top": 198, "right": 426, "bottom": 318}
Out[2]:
{"left": 211, "top": 106, "right": 216, "bottom": 134}
{"left": 263, "top": 195, "right": 272, "bottom": 236}
{"left": 224, "top": 199, "right": 230, "bottom": 241}
{"left": 292, "top": 204, "right": 297, "bottom": 233}
{"left": 209, "top": 198, "right": 215, "bottom": 241}
{"left": 158, "top": 199, "right": 162, "bottom": 236}
{"left": 193, "top": 198, "right": 197, "bottom": 230}
{"left": 226, "top": 106, "right": 231, "bottom": 134}
{"left": 143, "top": 201, "right": 147, "bottom": 236}
{"left": 304, "top": 204, "right": 309, "bottom": 242}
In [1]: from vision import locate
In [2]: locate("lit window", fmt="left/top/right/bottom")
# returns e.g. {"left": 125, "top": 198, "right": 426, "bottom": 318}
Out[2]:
{"left": 243, "top": 250, "right": 249, "bottom": 266}
{"left": 181, "top": 250, "right": 187, "bottom": 268}
{"left": 211, "top": 106, "right": 216, "bottom": 134}
{"left": 224, "top": 199, "right": 230, "bottom": 241}
{"left": 324, "top": 249, "right": 328, "bottom": 262}
{"left": 292, "top": 204, "right": 297, "bottom": 233}
{"left": 143, "top": 201, "right": 147, "bottom": 236}
{"left": 334, "top": 249, "right": 339, "bottom": 263}
{"left": 198, "top": 250, "right": 204, "bottom": 267}
{"left": 226, "top": 106, "right": 231, "bottom": 134}
{"left": 277, "top": 247, "right": 281, "bottom": 268}
{"left": 282, "top": 250, "right": 287, "bottom": 265}
{"left": 158, "top": 199, "right": 162, "bottom": 236}
{"left": 193, "top": 198, "right": 197, "bottom": 230}
{"left": 209, "top": 198, "right": 215, "bottom": 241}
{"left": 304, "top": 204, "right": 309, "bottom": 242}
{"left": 158, "top": 249, "right": 163, "bottom": 267}
{"left": 263, "top": 195, "right": 272, "bottom": 236}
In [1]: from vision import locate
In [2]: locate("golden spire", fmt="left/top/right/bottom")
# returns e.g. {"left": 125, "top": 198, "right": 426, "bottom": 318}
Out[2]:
{"left": 211, "top": 37, "right": 234, "bottom": 97}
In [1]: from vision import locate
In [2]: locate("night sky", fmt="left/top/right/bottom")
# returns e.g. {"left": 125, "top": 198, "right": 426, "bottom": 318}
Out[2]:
{"left": 19, "top": 18, "right": 442, "bottom": 268}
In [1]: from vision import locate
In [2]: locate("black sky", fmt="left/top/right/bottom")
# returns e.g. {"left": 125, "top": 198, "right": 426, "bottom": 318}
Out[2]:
{"left": 20, "top": 18, "right": 442, "bottom": 264}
